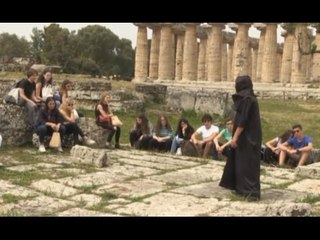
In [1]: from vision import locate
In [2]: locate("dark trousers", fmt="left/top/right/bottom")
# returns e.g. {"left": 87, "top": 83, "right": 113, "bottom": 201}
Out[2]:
{"left": 64, "top": 122, "right": 85, "bottom": 144}
{"left": 97, "top": 122, "right": 121, "bottom": 144}
{"left": 149, "top": 138, "right": 172, "bottom": 152}
{"left": 37, "top": 124, "right": 66, "bottom": 144}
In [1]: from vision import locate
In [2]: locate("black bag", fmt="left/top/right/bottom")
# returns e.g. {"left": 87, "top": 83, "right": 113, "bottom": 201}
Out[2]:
{"left": 181, "top": 140, "right": 198, "bottom": 157}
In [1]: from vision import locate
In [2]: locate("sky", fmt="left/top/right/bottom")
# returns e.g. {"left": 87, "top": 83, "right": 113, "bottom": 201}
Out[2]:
{"left": 0, "top": 23, "right": 285, "bottom": 48}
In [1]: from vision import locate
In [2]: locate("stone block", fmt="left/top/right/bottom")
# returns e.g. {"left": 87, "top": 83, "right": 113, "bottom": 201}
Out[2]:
{"left": 70, "top": 145, "right": 108, "bottom": 167}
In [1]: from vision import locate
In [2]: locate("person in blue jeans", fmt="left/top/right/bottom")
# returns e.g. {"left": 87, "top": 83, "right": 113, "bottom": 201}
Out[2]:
{"left": 170, "top": 117, "right": 194, "bottom": 154}
{"left": 36, "top": 97, "right": 66, "bottom": 152}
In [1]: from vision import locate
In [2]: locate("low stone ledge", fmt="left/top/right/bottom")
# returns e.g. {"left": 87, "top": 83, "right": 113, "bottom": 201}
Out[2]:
{"left": 295, "top": 162, "right": 320, "bottom": 179}
{"left": 70, "top": 145, "right": 108, "bottom": 167}
{"left": 265, "top": 202, "right": 311, "bottom": 216}
{"left": 0, "top": 103, "right": 31, "bottom": 146}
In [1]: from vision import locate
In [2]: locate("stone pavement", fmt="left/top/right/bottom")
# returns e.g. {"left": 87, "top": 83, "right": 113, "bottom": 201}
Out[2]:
{"left": 1, "top": 146, "right": 320, "bottom": 216}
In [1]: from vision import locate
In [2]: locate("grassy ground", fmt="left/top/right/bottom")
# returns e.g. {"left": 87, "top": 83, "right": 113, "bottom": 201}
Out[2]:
{"left": 81, "top": 98, "right": 320, "bottom": 148}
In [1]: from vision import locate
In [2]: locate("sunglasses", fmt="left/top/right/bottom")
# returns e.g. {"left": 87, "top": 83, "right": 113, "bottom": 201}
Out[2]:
{"left": 294, "top": 130, "right": 300, "bottom": 133}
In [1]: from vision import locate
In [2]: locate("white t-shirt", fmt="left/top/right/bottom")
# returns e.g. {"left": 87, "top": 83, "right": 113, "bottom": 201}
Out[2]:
{"left": 196, "top": 125, "right": 219, "bottom": 139}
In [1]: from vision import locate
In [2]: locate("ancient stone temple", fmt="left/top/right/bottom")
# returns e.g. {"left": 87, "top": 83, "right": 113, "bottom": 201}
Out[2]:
{"left": 133, "top": 23, "right": 318, "bottom": 85}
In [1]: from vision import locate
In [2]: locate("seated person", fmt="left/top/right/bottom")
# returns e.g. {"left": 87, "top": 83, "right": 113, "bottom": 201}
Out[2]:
{"left": 264, "top": 129, "right": 293, "bottom": 165}
{"left": 279, "top": 124, "right": 313, "bottom": 167}
{"left": 149, "top": 115, "right": 173, "bottom": 152}
{"left": 129, "top": 113, "right": 153, "bottom": 150}
{"left": 170, "top": 117, "right": 194, "bottom": 154}
{"left": 95, "top": 93, "right": 121, "bottom": 148}
{"left": 59, "top": 97, "right": 95, "bottom": 146}
{"left": 190, "top": 113, "right": 219, "bottom": 158}
{"left": 18, "top": 69, "right": 42, "bottom": 130}
{"left": 212, "top": 118, "right": 233, "bottom": 160}
{"left": 36, "top": 97, "right": 66, "bottom": 153}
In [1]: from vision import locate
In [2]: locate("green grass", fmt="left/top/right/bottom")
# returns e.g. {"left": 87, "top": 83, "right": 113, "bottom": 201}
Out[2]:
{"left": 296, "top": 194, "right": 320, "bottom": 204}
{"left": 0, "top": 168, "right": 46, "bottom": 186}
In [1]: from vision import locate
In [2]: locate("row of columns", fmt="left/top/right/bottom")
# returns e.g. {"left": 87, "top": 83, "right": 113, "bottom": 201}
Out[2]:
{"left": 134, "top": 23, "right": 320, "bottom": 84}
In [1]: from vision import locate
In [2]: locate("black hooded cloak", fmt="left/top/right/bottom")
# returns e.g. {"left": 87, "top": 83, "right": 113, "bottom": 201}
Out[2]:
{"left": 219, "top": 75, "right": 262, "bottom": 200}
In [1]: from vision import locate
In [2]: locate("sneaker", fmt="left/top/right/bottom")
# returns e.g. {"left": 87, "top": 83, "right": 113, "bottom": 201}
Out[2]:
{"left": 84, "top": 136, "right": 96, "bottom": 146}
{"left": 176, "top": 148, "right": 182, "bottom": 155}
{"left": 105, "top": 142, "right": 113, "bottom": 149}
{"left": 57, "top": 146, "right": 63, "bottom": 152}
{"left": 39, "top": 144, "right": 46, "bottom": 153}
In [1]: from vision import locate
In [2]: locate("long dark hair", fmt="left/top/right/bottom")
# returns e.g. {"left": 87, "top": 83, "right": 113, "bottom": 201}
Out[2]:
{"left": 176, "top": 117, "right": 189, "bottom": 136}
{"left": 37, "top": 68, "right": 53, "bottom": 86}
{"left": 154, "top": 115, "right": 172, "bottom": 136}
{"left": 279, "top": 129, "right": 294, "bottom": 143}
{"left": 136, "top": 113, "right": 150, "bottom": 135}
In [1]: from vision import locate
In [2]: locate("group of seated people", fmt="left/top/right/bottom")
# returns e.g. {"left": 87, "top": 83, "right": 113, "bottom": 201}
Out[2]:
{"left": 263, "top": 124, "right": 314, "bottom": 168}
{"left": 10, "top": 68, "right": 96, "bottom": 152}
{"left": 7, "top": 68, "right": 315, "bottom": 167}
{"left": 128, "top": 113, "right": 233, "bottom": 161}
{"left": 129, "top": 112, "right": 314, "bottom": 168}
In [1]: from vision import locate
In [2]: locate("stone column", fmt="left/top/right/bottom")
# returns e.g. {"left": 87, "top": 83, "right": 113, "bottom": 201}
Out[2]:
{"left": 280, "top": 26, "right": 294, "bottom": 84}
{"left": 276, "top": 44, "right": 283, "bottom": 82}
{"left": 254, "top": 23, "right": 266, "bottom": 82}
{"left": 172, "top": 24, "right": 185, "bottom": 81}
{"left": 207, "top": 23, "right": 224, "bottom": 82}
{"left": 148, "top": 24, "right": 161, "bottom": 80}
{"left": 261, "top": 23, "right": 278, "bottom": 83}
{"left": 158, "top": 23, "right": 175, "bottom": 80}
{"left": 306, "top": 28, "right": 314, "bottom": 81}
{"left": 250, "top": 38, "right": 259, "bottom": 82}
{"left": 197, "top": 25, "right": 208, "bottom": 81}
{"left": 133, "top": 23, "right": 149, "bottom": 82}
{"left": 221, "top": 43, "right": 228, "bottom": 82}
{"left": 232, "top": 23, "right": 250, "bottom": 78}
{"left": 312, "top": 25, "right": 320, "bottom": 81}
{"left": 291, "top": 23, "right": 309, "bottom": 84}
{"left": 182, "top": 23, "right": 198, "bottom": 81}
{"left": 223, "top": 30, "right": 236, "bottom": 82}
{"left": 227, "top": 43, "right": 234, "bottom": 82}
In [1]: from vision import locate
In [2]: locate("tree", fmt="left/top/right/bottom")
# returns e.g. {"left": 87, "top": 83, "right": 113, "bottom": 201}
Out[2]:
{"left": 30, "top": 27, "right": 44, "bottom": 63}
{"left": 42, "top": 23, "right": 72, "bottom": 67}
{"left": 0, "top": 33, "right": 30, "bottom": 63}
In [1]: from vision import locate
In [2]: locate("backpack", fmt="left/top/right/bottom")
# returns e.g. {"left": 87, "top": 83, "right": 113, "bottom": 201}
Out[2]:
{"left": 181, "top": 140, "right": 199, "bottom": 157}
{"left": 4, "top": 79, "right": 24, "bottom": 105}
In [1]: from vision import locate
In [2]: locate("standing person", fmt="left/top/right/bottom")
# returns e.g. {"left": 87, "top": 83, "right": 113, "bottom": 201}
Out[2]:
{"left": 219, "top": 75, "right": 262, "bottom": 201}
{"left": 95, "top": 93, "right": 121, "bottom": 148}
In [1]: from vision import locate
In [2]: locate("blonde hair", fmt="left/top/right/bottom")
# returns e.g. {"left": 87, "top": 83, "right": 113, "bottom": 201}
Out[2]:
{"left": 60, "top": 96, "right": 74, "bottom": 117}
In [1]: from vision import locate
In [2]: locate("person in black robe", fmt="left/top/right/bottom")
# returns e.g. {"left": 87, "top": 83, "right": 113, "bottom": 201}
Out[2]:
{"left": 219, "top": 75, "right": 262, "bottom": 200}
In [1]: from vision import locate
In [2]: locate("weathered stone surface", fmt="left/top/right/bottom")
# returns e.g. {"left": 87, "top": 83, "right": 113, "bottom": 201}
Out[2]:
{"left": 70, "top": 145, "right": 108, "bottom": 167}
{"left": 57, "top": 208, "right": 112, "bottom": 216}
{"left": 135, "top": 83, "right": 167, "bottom": 103}
{"left": 287, "top": 179, "right": 320, "bottom": 195}
{"left": 95, "top": 179, "right": 166, "bottom": 198}
{"left": 70, "top": 194, "right": 102, "bottom": 207}
{"left": 115, "top": 192, "right": 225, "bottom": 216}
{"left": 30, "top": 179, "right": 78, "bottom": 197}
{"left": 0, "top": 104, "right": 32, "bottom": 146}
{"left": 295, "top": 162, "right": 320, "bottom": 179}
